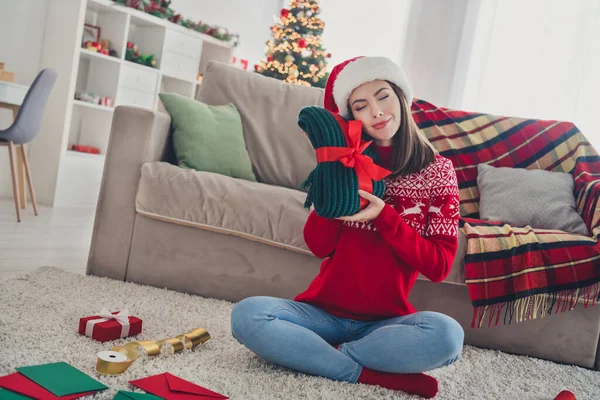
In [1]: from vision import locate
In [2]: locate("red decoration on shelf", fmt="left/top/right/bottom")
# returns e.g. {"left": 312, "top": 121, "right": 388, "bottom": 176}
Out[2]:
{"left": 83, "top": 41, "right": 105, "bottom": 53}
{"left": 267, "top": 56, "right": 273, "bottom": 62}
{"left": 71, "top": 145, "right": 101, "bottom": 155}
{"left": 281, "top": 9, "right": 290, "bottom": 17}
{"left": 297, "top": 39, "right": 307, "bottom": 48}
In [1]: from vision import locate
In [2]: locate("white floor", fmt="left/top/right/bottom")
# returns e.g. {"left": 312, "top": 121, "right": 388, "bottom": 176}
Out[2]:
{"left": 0, "top": 197, "right": 95, "bottom": 280}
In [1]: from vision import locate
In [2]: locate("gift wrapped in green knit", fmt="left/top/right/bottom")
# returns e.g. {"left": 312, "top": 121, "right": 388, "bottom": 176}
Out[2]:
{"left": 299, "top": 106, "right": 392, "bottom": 219}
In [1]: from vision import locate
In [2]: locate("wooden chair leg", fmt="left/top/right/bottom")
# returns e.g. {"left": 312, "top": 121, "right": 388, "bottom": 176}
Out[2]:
{"left": 17, "top": 145, "right": 26, "bottom": 209}
{"left": 20, "top": 143, "right": 38, "bottom": 216}
{"left": 7, "top": 141, "right": 21, "bottom": 222}
{"left": 10, "top": 105, "right": 26, "bottom": 209}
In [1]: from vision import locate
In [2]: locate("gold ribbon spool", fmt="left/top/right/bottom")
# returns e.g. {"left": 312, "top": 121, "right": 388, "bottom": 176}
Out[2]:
{"left": 95, "top": 328, "right": 211, "bottom": 375}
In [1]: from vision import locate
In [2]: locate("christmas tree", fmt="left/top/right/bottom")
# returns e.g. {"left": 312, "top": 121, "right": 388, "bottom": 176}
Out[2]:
{"left": 255, "top": 0, "right": 331, "bottom": 88}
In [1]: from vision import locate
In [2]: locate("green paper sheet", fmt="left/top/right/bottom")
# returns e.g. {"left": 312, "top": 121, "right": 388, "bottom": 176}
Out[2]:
{"left": 0, "top": 388, "right": 32, "bottom": 400}
{"left": 16, "top": 362, "right": 108, "bottom": 396}
{"left": 113, "top": 390, "right": 164, "bottom": 400}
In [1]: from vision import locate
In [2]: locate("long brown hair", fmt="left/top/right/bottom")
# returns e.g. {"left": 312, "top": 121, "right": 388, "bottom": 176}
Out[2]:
{"left": 351, "top": 81, "right": 437, "bottom": 178}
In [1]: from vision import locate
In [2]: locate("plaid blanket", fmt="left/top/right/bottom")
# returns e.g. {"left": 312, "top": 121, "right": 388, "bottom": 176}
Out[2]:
{"left": 411, "top": 99, "right": 600, "bottom": 327}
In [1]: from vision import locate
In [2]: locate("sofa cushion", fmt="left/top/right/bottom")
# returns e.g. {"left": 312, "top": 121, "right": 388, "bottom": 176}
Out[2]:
{"left": 477, "top": 163, "right": 589, "bottom": 236}
{"left": 135, "top": 162, "right": 310, "bottom": 254}
{"left": 196, "top": 61, "right": 323, "bottom": 191}
{"left": 158, "top": 93, "right": 256, "bottom": 182}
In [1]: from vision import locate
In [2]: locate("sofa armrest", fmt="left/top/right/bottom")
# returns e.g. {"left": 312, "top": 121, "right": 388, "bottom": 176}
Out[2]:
{"left": 87, "top": 106, "right": 172, "bottom": 280}
{"left": 576, "top": 179, "right": 600, "bottom": 237}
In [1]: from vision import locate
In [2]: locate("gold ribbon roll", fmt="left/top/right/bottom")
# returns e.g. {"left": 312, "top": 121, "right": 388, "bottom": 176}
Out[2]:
{"left": 95, "top": 327, "right": 210, "bottom": 375}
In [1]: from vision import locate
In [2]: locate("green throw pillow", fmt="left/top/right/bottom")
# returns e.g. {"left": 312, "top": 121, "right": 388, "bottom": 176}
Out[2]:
{"left": 159, "top": 93, "right": 256, "bottom": 181}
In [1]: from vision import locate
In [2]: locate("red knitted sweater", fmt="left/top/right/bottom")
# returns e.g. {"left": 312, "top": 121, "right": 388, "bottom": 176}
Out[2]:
{"left": 294, "top": 146, "right": 460, "bottom": 320}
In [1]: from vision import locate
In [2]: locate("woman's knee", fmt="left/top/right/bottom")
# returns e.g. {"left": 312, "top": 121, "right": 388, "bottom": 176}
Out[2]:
{"left": 230, "top": 296, "right": 283, "bottom": 342}
{"left": 421, "top": 311, "right": 465, "bottom": 365}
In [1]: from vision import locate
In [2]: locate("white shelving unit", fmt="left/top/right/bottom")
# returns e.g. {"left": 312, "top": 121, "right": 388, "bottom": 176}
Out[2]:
{"left": 53, "top": 0, "right": 235, "bottom": 207}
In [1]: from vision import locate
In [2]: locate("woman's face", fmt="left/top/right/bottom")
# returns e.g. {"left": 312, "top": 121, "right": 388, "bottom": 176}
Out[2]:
{"left": 348, "top": 80, "right": 401, "bottom": 146}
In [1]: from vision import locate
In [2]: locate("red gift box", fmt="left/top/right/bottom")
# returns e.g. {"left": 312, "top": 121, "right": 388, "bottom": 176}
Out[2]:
{"left": 78, "top": 310, "right": 142, "bottom": 342}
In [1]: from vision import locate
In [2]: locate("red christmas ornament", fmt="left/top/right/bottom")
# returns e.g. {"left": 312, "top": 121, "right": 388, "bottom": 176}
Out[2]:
{"left": 254, "top": 64, "right": 259, "bottom": 71}
{"left": 267, "top": 56, "right": 274, "bottom": 62}
{"left": 298, "top": 39, "right": 307, "bottom": 48}
{"left": 281, "top": 9, "right": 289, "bottom": 17}
{"left": 327, "top": 53, "right": 332, "bottom": 58}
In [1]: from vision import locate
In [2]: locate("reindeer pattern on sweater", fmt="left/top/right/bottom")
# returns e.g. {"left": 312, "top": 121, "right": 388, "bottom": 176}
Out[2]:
{"left": 343, "top": 155, "right": 459, "bottom": 238}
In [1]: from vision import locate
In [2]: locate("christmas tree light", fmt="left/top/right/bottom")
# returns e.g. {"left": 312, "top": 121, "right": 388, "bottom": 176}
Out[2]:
{"left": 255, "top": 0, "right": 331, "bottom": 88}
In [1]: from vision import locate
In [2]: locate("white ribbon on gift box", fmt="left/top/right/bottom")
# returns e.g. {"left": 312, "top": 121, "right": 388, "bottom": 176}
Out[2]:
{"left": 85, "top": 309, "right": 131, "bottom": 339}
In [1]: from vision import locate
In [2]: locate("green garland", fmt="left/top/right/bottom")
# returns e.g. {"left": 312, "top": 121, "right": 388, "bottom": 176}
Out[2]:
{"left": 125, "top": 42, "right": 157, "bottom": 67}
{"left": 110, "top": 0, "right": 240, "bottom": 47}
{"left": 299, "top": 106, "right": 386, "bottom": 219}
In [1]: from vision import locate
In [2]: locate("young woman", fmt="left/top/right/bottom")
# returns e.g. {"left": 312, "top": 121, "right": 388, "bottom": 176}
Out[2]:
{"left": 230, "top": 56, "right": 463, "bottom": 399}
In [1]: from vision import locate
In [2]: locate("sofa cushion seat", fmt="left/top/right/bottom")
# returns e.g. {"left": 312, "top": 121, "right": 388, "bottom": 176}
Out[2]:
{"left": 136, "top": 162, "right": 311, "bottom": 254}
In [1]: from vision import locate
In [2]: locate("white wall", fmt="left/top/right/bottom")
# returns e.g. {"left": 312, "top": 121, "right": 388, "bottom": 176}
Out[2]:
{"left": 401, "top": 0, "right": 469, "bottom": 107}
{"left": 320, "top": 0, "right": 469, "bottom": 107}
{"left": 319, "top": 0, "right": 412, "bottom": 69}
{"left": 457, "top": 0, "right": 600, "bottom": 148}
{"left": 170, "top": 0, "right": 281, "bottom": 68}
{"left": 0, "top": 0, "right": 48, "bottom": 86}
{"left": 0, "top": 0, "right": 48, "bottom": 199}
{"left": 449, "top": 0, "right": 496, "bottom": 110}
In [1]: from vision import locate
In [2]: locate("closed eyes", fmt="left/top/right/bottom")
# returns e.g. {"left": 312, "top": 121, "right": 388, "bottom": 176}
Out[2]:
{"left": 355, "top": 95, "right": 389, "bottom": 112}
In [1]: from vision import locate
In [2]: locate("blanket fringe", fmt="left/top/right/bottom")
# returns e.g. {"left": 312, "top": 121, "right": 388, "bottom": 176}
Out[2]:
{"left": 471, "top": 282, "right": 600, "bottom": 328}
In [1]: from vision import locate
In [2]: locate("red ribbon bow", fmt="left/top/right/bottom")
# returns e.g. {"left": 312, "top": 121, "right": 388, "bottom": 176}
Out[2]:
{"left": 315, "top": 113, "right": 392, "bottom": 208}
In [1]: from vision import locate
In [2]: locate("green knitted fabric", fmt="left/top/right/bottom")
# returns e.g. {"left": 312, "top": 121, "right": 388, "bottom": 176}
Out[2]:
{"left": 299, "top": 106, "right": 386, "bottom": 218}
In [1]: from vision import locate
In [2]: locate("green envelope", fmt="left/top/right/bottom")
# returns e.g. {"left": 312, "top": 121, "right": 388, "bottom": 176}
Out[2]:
{"left": 15, "top": 362, "right": 108, "bottom": 396}
{"left": 113, "top": 390, "right": 164, "bottom": 400}
{"left": 0, "top": 388, "right": 32, "bottom": 400}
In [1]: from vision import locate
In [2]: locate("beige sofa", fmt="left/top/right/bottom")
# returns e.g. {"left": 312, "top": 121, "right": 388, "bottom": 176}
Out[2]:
{"left": 87, "top": 61, "right": 600, "bottom": 370}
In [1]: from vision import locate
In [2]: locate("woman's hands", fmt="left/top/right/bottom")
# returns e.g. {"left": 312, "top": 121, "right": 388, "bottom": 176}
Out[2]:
{"left": 337, "top": 190, "right": 385, "bottom": 223}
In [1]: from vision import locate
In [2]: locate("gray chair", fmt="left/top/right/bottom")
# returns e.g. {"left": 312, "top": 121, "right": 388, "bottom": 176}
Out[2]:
{"left": 0, "top": 68, "right": 57, "bottom": 222}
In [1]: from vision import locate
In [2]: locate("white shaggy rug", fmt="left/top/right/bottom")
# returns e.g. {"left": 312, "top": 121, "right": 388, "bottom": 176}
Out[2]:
{"left": 1, "top": 267, "right": 600, "bottom": 400}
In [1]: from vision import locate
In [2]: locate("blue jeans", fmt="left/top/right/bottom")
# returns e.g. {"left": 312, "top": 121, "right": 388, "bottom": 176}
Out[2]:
{"left": 230, "top": 296, "right": 464, "bottom": 383}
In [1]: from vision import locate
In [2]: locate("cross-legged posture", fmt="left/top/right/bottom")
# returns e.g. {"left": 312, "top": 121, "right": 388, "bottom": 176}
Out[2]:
{"left": 231, "top": 56, "right": 464, "bottom": 399}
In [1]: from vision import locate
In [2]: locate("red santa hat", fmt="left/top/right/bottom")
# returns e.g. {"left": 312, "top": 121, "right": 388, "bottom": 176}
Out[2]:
{"left": 324, "top": 56, "right": 414, "bottom": 119}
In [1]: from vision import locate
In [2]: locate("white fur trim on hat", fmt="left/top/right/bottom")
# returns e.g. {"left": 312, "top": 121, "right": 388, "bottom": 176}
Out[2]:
{"left": 332, "top": 57, "right": 413, "bottom": 119}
